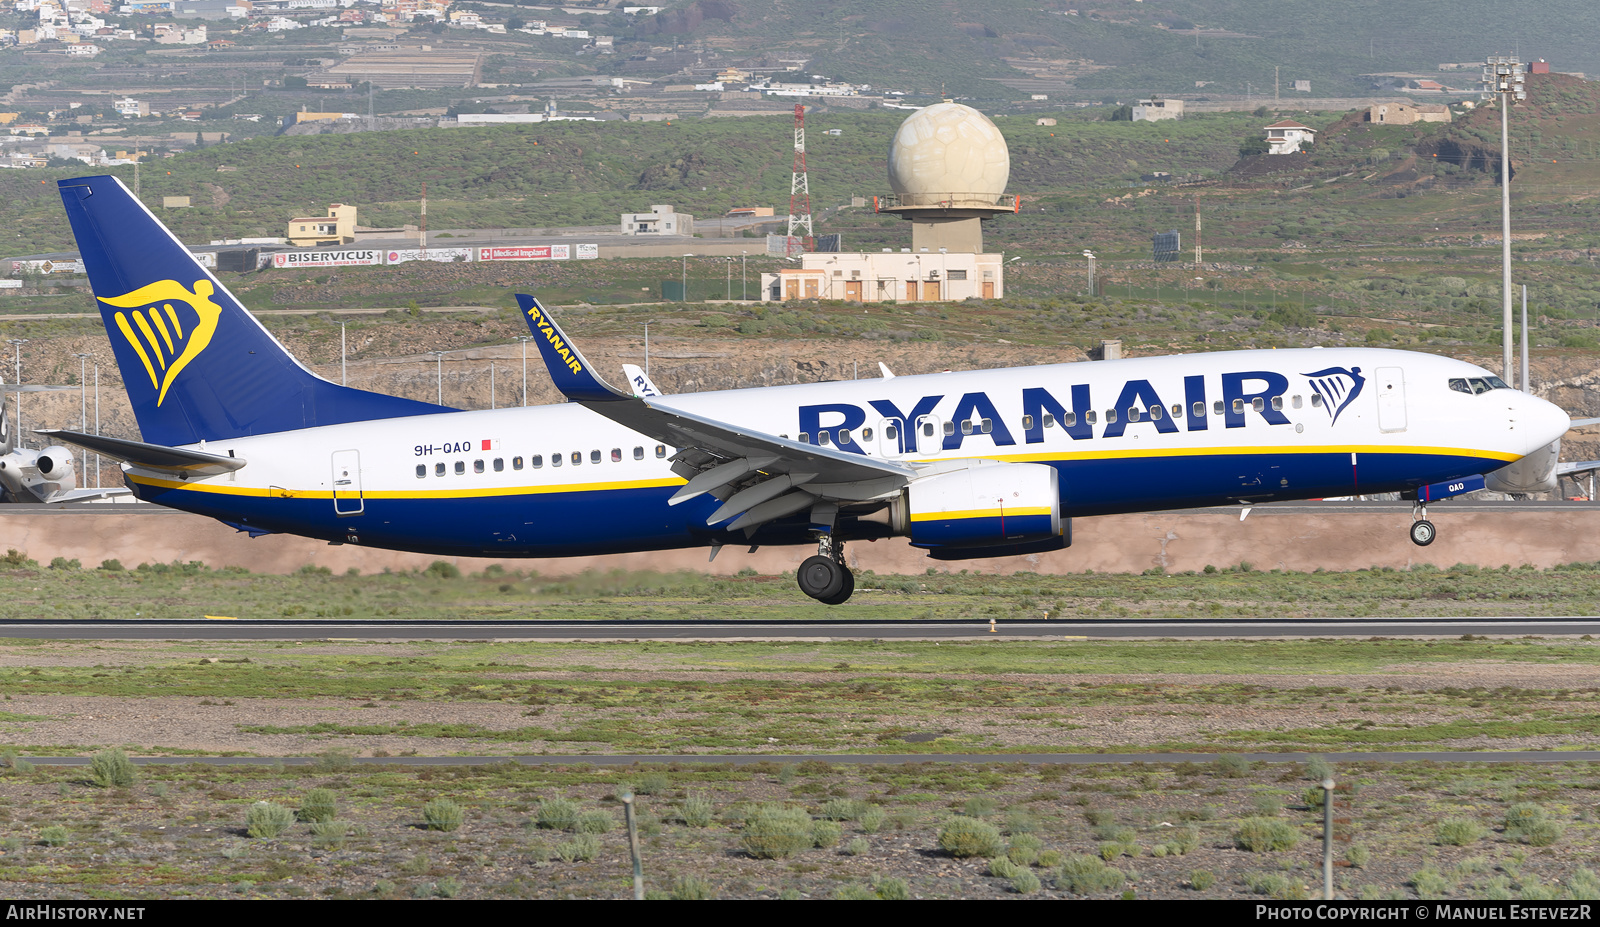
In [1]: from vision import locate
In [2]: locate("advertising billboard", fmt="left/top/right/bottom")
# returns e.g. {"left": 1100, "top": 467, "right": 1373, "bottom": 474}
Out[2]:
{"left": 385, "top": 248, "right": 473, "bottom": 265}
{"left": 478, "top": 245, "right": 572, "bottom": 262}
{"left": 270, "top": 249, "right": 383, "bottom": 269}
{"left": 576, "top": 243, "right": 599, "bottom": 260}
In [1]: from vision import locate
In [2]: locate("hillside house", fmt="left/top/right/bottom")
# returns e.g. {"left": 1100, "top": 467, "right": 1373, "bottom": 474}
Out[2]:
{"left": 287, "top": 203, "right": 357, "bottom": 246}
{"left": 1264, "top": 120, "right": 1315, "bottom": 155}
{"left": 1366, "top": 102, "right": 1451, "bottom": 125}
{"left": 1133, "top": 98, "right": 1183, "bottom": 121}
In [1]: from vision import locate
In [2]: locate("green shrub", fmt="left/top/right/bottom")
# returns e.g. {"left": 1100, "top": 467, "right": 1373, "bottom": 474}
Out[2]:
{"left": 1012, "top": 870, "right": 1041, "bottom": 895}
{"left": 859, "top": 807, "right": 886, "bottom": 833}
{"left": 845, "top": 837, "right": 870, "bottom": 856}
{"left": 38, "top": 825, "right": 69, "bottom": 847}
{"left": 574, "top": 810, "right": 613, "bottom": 834}
{"left": 1303, "top": 786, "right": 1329, "bottom": 809}
{"left": 99, "top": 559, "right": 123, "bottom": 571}
{"left": 820, "top": 798, "right": 867, "bottom": 821}
{"left": 1346, "top": 846, "right": 1371, "bottom": 868}
{"left": 1215, "top": 754, "right": 1252, "bottom": 777}
{"left": 835, "top": 883, "right": 877, "bottom": 900}
{"left": 298, "top": 788, "right": 338, "bottom": 823}
{"left": 1410, "top": 866, "right": 1449, "bottom": 900}
{"left": 90, "top": 748, "right": 136, "bottom": 788}
{"left": 629, "top": 773, "right": 670, "bottom": 795}
{"left": 811, "top": 820, "right": 842, "bottom": 848}
{"left": 422, "top": 798, "right": 464, "bottom": 832}
{"left": 1100, "top": 842, "right": 1126, "bottom": 861}
{"left": 677, "top": 795, "right": 714, "bottom": 827}
{"left": 988, "top": 856, "right": 1022, "bottom": 879}
{"left": 536, "top": 797, "right": 580, "bottom": 831}
{"left": 1251, "top": 794, "right": 1283, "bottom": 816}
{"left": 1504, "top": 803, "right": 1563, "bottom": 846}
{"left": 246, "top": 801, "right": 296, "bottom": 839}
{"left": 937, "top": 817, "right": 1004, "bottom": 858}
{"left": 1037, "top": 849, "right": 1063, "bottom": 868}
{"left": 671, "top": 875, "right": 714, "bottom": 900}
{"left": 1305, "top": 756, "right": 1335, "bottom": 782}
{"left": 1189, "top": 869, "right": 1217, "bottom": 891}
{"left": 1246, "top": 871, "right": 1307, "bottom": 899}
{"left": 1007, "top": 833, "right": 1044, "bottom": 866}
{"left": 963, "top": 796, "right": 997, "bottom": 817}
{"left": 1169, "top": 825, "right": 1201, "bottom": 855}
{"left": 1003, "top": 808, "right": 1038, "bottom": 834}
{"left": 740, "top": 805, "right": 813, "bottom": 860}
{"left": 555, "top": 834, "right": 601, "bottom": 862}
{"left": 1057, "top": 854, "right": 1125, "bottom": 894}
{"left": 1566, "top": 869, "right": 1600, "bottom": 901}
{"left": 425, "top": 560, "right": 461, "bottom": 579}
{"left": 1435, "top": 817, "right": 1488, "bottom": 846}
{"left": 874, "top": 876, "right": 910, "bottom": 901}
{"left": 1234, "top": 817, "right": 1301, "bottom": 852}
{"left": 310, "top": 820, "right": 349, "bottom": 850}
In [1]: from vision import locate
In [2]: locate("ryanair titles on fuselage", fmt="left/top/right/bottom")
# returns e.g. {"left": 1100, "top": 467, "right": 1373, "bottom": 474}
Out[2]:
{"left": 799, "top": 367, "right": 1360, "bottom": 455}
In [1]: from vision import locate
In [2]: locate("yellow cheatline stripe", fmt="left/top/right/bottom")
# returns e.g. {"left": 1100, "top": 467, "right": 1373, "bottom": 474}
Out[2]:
{"left": 963, "top": 444, "right": 1521, "bottom": 465}
{"left": 204, "top": 615, "right": 237, "bottom": 620}
{"left": 128, "top": 474, "right": 685, "bottom": 500}
{"left": 910, "top": 507, "right": 1053, "bottom": 522}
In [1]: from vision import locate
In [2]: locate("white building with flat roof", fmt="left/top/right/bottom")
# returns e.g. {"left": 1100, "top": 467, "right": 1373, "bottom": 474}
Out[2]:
{"left": 760, "top": 250, "right": 1004, "bottom": 303}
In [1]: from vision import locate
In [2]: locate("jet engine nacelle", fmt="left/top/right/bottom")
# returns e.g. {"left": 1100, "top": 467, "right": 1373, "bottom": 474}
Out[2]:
{"left": 884, "top": 461, "right": 1062, "bottom": 551}
{"left": 1485, "top": 439, "right": 1560, "bottom": 495}
{"left": 33, "top": 446, "right": 75, "bottom": 488}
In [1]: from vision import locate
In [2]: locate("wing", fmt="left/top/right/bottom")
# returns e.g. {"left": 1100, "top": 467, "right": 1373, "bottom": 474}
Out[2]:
{"left": 516, "top": 295, "right": 913, "bottom": 533}
{"left": 1557, "top": 459, "right": 1600, "bottom": 476}
{"left": 36, "top": 429, "right": 246, "bottom": 479}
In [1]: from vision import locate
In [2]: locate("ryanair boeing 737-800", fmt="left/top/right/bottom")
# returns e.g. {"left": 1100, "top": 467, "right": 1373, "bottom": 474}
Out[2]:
{"left": 46, "top": 175, "right": 1571, "bottom": 603}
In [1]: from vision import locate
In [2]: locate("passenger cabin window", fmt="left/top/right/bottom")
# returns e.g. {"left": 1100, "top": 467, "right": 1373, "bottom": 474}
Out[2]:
{"left": 1233, "top": 399, "right": 1246, "bottom": 414}
{"left": 961, "top": 420, "right": 973, "bottom": 435}
{"left": 1149, "top": 405, "right": 1164, "bottom": 421}
{"left": 980, "top": 418, "right": 992, "bottom": 433}
{"left": 455, "top": 461, "right": 465, "bottom": 475}
{"left": 634, "top": 446, "right": 644, "bottom": 460}
{"left": 1086, "top": 411, "right": 1097, "bottom": 425}
{"left": 611, "top": 448, "right": 622, "bottom": 462}
{"left": 474, "top": 459, "right": 485, "bottom": 474}
{"left": 1063, "top": 412, "right": 1076, "bottom": 427}
{"left": 1214, "top": 400, "right": 1225, "bottom": 415}
{"left": 493, "top": 458, "right": 504, "bottom": 472}
{"left": 531, "top": 455, "right": 543, "bottom": 468}
{"left": 923, "top": 422, "right": 935, "bottom": 437}
{"left": 837, "top": 429, "right": 850, "bottom": 445}
{"left": 1311, "top": 394, "right": 1324, "bottom": 408}
{"left": 861, "top": 427, "right": 873, "bottom": 442}
{"left": 552, "top": 454, "right": 562, "bottom": 468}
{"left": 799, "top": 433, "right": 811, "bottom": 444}
{"left": 590, "top": 450, "right": 601, "bottom": 464}
{"left": 1270, "top": 396, "right": 1283, "bottom": 412}
{"left": 818, "top": 431, "right": 832, "bottom": 446}
{"left": 1292, "top": 395, "right": 1303, "bottom": 409}
{"left": 416, "top": 464, "right": 426, "bottom": 478}
{"left": 435, "top": 462, "right": 446, "bottom": 476}
{"left": 514, "top": 456, "right": 524, "bottom": 470}
{"left": 1252, "top": 397, "right": 1265, "bottom": 412}
{"left": 1126, "top": 407, "right": 1140, "bottom": 422}
{"left": 1022, "top": 415, "right": 1034, "bottom": 430}
{"left": 884, "top": 425, "right": 897, "bottom": 440}
{"left": 1192, "top": 401, "right": 1205, "bottom": 418}
{"left": 656, "top": 445, "right": 667, "bottom": 458}
{"left": 1105, "top": 408, "right": 1118, "bottom": 424}
{"left": 943, "top": 421, "right": 955, "bottom": 436}
{"left": 1170, "top": 404, "right": 1182, "bottom": 418}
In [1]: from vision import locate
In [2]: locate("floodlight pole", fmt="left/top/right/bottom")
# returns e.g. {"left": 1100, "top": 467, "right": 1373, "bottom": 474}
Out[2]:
{"left": 73, "top": 353, "right": 90, "bottom": 478}
{"left": 741, "top": 251, "right": 748, "bottom": 300}
{"left": 1083, "top": 250, "right": 1096, "bottom": 297}
{"left": 1485, "top": 56, "right": 1525, "bottom": 384}
{"left": 7, "top": 339, "right": 24, "bottom": 444}
{"left": 1322, "top": 777, "right": 1336, "bottom": 899}
{"left": 517, "top": 336, "right": 533, "bottom": 406}
{"left": 428, "top": 350, "right": 445, "bottom": 405}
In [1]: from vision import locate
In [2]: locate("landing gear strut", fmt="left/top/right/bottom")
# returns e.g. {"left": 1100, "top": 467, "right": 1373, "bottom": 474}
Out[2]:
{"left": 1409, "top": 503, "right": 1436, "bottom": 547}
{"left": 798, "top": 535, "right": 854, "bottom": 604}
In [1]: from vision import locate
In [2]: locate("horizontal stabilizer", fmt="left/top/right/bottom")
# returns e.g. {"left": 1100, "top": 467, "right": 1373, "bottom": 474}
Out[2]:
{"left": 44, "top": 487, "right": 133, "bottom": 504}
{"left": 36, "top": 429, "right": 246, "bottom": 478}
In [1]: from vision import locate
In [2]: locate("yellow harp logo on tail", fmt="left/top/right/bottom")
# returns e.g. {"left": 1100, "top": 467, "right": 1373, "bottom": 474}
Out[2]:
{"left": 99, "top": 279, "right": 223, "bottom": 407}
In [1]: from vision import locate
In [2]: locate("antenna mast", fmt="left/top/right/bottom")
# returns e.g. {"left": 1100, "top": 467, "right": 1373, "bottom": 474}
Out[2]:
{"left": 786, "top": 103, "right": 813, "bottom": 255}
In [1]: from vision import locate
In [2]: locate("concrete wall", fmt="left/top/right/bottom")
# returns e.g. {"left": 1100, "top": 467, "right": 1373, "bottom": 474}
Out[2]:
{"left": 5, "top": 504, "right": 1598, "bottom": 577}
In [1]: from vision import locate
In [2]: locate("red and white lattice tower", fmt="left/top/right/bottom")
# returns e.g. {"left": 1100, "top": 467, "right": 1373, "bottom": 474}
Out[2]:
{"left": 786, "top": 103, "right": 814, "bottom": 255}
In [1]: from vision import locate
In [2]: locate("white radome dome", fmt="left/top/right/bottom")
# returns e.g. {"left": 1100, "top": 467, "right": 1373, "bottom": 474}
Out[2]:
{"left": 887, "top": 102, "right": 1010, "bottom": 198}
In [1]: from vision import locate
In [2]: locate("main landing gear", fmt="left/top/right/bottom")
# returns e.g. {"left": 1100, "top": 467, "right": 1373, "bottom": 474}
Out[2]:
{"left": 1409, "top": 503, "right": 1436, "bottom": 547}
{"left": 798, "top": 535, "right": 854, "bottom": 605}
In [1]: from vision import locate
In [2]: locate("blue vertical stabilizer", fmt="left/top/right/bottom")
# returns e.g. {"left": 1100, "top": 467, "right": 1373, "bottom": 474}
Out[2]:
{"left": 57, "top": 175, "right": 451, "bottom": 446}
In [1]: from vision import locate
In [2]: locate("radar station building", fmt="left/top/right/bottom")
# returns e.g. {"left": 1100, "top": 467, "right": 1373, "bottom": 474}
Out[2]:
{"left": 760, "top": 102, "right": 1012, "bottom": 303}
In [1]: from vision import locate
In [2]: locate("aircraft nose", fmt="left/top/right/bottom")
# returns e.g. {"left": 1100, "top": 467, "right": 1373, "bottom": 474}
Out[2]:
{"left": 1517, "top": 391, "right": 1570, "bottom": 451}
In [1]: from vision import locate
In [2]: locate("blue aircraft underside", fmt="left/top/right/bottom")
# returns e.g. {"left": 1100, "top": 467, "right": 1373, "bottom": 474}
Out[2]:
{"left": 128, "top": 449, "right": 1503, "bottom": 557}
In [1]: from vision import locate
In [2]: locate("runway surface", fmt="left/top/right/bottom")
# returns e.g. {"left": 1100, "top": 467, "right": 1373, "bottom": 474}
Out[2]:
{"left": 16, "top": 752, "right": 1600, "bottom": 766}
{"left": 0, "top": 617, "right": 1596, "bottom": 640}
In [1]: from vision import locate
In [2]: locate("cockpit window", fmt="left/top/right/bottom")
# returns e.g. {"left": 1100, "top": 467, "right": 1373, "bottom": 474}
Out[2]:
{"left": 1468, "top": 378, "right": 1490, "bottom": 394}
{"left": 1485, "top": 376, "right": 1511, "bottom": 390}
{"left": 1459, "top": 376, "right": 1512, "bottom": 394}
{"left": 1449, "top": 378, "right": 1472, "bottom": 394}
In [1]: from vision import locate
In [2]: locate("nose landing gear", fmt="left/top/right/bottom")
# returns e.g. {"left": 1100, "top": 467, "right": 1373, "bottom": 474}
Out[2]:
{"left": 1409, "top": 503, "right": 1436, "bottom": 547}
{"left": 797, "top": 535, "right": 855, "bottom": 604}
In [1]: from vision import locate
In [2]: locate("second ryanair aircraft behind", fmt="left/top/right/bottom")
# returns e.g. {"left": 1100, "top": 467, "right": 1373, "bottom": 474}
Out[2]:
{"left": 50, "top": 175, "right": 1570, "bottom": 603}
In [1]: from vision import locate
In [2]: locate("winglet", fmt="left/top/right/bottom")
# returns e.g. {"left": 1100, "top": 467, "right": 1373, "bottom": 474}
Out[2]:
{"left": 621, "top": 363, "right": 663, "bottom": 398}
{"left": 515, "top": 294, "right": 628, "bottom": 402}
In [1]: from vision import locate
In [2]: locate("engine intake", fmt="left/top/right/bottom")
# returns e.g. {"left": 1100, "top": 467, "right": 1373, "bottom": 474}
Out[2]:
{"left": 34, "top": 446, "right": 75, "bottom": 487}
